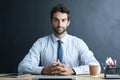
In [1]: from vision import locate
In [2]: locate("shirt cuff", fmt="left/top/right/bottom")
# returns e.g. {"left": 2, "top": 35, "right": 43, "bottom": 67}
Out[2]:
{"left": 33, "top": 66, "right": 44, "bottom": 74}
{"left": 72, "top": 66, "right": 89, "bottom": 75}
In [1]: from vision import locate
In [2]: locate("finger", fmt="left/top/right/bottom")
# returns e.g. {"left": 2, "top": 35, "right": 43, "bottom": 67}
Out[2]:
{"left": 57, "top": 59, "right": 60, "bottom": 62}
{"left": 52, "top": 62, "right": 59, "bottom": 66}
{"left": 53, "top": 64, "right": 66, "bottom": 72}
{"left": 52, "top": 61, "right": 61, "bottom": 66}
{"left": 51, "top": 70, "right": 62, "bottom": 75}
{"left": 51, "top": 65, "right": 62, "bottom": 71}
{"left": 51, "top": 66, "right": 57, "bottom": 71}
{"left": 51, "top": 67, "right": 65, "bottom": 75}
{"left": 57, "top": 66, "right": 66, "bottom": 72}
{"left": 52, "top": 70, "right": 68, "bottom": 75}
{"left": 56, "top": 71, "right": 69, "bottom": 76}
{"left": 54, "top": 62, "right": 64, "bottom": 67}
{"left": 51, "top": 66, "right": 62, "bottom": 73}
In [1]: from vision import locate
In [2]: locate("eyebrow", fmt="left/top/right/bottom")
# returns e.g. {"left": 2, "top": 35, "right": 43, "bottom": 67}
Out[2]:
{"left": 52, "top": 17, "right": 67, "bottom": 20}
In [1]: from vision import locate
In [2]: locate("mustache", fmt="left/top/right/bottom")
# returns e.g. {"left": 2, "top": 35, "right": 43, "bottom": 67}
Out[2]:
{"left": 52, "top": 26, "right": 66, "bottom": 35}
{"left": 57, "top": 26, "right": 62, "bottom": 28}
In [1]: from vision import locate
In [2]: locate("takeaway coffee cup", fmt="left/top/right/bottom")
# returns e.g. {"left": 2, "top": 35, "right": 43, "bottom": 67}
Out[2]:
{"left": 89, "top": 64, "right": 99, "bottom": 77}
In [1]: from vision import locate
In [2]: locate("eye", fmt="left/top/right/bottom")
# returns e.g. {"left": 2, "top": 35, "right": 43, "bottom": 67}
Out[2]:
{"left": 52, "top": 18, "right": 58, "bottom": 22}
{"left": 62, "top": 19, "right": 67, "bottom": 22}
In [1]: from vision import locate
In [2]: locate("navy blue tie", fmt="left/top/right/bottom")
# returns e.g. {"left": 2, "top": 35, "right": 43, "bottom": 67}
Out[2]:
{"left": 57, "top": 40, "right": 63, "bottom": 62}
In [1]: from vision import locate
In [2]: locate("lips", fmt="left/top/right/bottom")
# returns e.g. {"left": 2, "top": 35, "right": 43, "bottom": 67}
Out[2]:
{"left": 57, "top": 27, "right": 63, "bottom": 30}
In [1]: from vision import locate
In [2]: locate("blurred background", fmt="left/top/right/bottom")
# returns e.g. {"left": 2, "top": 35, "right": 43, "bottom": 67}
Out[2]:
{"left": 1, "top": 0, "right": 120, "bottom": 73}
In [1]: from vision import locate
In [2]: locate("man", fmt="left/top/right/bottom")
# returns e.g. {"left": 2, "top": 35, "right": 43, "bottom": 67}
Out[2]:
{"left": 18, "top": 4, "right": 101, "bottom": 75}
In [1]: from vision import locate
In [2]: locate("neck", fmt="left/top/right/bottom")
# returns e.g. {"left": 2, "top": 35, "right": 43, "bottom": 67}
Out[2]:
{"left": 54, "top": 31, "right": 67, "bottom": 39}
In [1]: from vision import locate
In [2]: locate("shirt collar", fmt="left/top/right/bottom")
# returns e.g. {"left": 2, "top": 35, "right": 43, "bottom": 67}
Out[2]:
{"left": 51, "top": 33, "right": 68, "bottom": 44}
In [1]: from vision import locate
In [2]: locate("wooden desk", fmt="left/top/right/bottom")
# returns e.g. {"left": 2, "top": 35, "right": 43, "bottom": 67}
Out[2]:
{"left": 0, "top": 73, "right": 34, "bottom": 80}
{"left": 0, "top": 74, "right": 119, "bottom": 80}
{"left": 77, "top": 74, "right": 119, "bottom": 80}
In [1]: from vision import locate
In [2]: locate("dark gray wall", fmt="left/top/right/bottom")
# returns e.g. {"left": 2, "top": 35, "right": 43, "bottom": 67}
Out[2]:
{"left": 1, "top": 0, "right": 120, "bottom": 73}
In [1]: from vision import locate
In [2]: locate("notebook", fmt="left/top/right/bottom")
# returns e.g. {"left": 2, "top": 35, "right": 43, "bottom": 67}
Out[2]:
{"left": 105, "top": 74, "right": 120, "bottom": 79}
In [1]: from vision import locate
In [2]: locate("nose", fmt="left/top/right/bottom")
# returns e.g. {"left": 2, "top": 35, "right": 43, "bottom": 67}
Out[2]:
{"left": 58, "top": 21, "right": 62, "bottom": 27}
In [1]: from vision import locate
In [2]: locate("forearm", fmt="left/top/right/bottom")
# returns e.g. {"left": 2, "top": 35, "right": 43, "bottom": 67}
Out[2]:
{"left": 18, "top": 62, "right": 43, "bottom": 74}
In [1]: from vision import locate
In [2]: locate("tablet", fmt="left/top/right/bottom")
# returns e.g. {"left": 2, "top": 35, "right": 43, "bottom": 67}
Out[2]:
{"left": 33, "top": 75, "right": 78, "bottom": 80}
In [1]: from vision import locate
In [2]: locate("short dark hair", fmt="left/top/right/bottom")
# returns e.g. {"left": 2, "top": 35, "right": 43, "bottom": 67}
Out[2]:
{"left": 50, "top": 4, "right": 70, "bottom": 21}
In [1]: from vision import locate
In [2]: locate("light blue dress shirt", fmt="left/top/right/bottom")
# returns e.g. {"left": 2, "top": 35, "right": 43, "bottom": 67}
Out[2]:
{"left": 18, "top": 33, "right": 101, "bottom": 74}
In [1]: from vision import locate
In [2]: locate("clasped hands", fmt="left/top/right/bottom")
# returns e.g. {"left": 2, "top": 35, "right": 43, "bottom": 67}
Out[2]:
{"left": 41, "top": 61, "right": 75, "bottom": 75}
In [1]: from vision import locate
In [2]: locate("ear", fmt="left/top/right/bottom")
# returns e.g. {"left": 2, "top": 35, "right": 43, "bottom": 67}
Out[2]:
{"left": 67, "top": 20, "right": 70, "bottom": 26}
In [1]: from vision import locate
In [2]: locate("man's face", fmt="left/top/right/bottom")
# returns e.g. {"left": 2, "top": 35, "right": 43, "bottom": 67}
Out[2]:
{"left": 51, "top": 11, "right": 69, "bottom": 35}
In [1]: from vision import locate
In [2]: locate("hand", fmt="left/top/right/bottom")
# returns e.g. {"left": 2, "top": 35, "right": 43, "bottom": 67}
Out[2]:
{"left": 41, "top": 66, "right": 52, "bottom": 75}
{"left": 41, "top": 62, "right": 63, "bottom": 75}
{"left": 51, "top": 61, "right": 75, "bottom": 75}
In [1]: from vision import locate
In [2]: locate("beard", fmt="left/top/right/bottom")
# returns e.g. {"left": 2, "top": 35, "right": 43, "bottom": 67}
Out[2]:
{"left": 52, "top": 26, "right": 67, "bottom": 35}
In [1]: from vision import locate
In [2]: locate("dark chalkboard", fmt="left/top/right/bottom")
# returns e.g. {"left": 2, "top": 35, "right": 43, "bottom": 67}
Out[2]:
{"left": 1, "top": 0, "right": 120, "bottom": 73}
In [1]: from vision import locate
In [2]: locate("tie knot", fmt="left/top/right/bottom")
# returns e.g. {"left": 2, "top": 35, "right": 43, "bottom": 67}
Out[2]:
{"left": 58, "top": 40, "right": 62, "bottom": 44}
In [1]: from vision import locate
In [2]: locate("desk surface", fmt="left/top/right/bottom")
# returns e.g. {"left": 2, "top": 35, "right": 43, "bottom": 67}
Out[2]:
{"left": 0, "top": 74, "right": 119, "bottom": 80}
